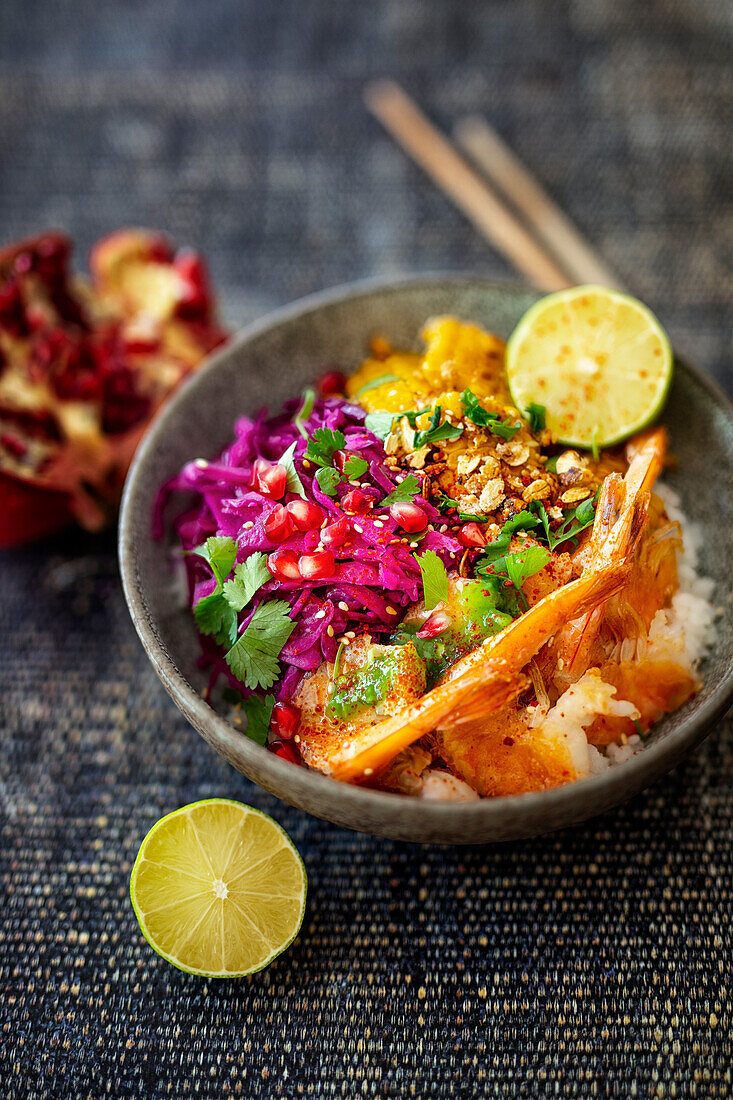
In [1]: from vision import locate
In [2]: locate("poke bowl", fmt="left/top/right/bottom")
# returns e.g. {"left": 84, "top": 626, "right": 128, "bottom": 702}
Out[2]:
{"left": 119, "top": 276, "right": 733, "bottom": 843}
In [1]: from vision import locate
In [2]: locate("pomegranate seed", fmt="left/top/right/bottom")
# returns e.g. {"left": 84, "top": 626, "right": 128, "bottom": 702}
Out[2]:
{"left": 317, "top": 369, "right": 346, "bottom": 397}
{"left": 458, "top": 522, "right": 486, "bottom": 548}
{"left": 270, "top": 740, "right": 300, "bottom": 765}
{"left": 264, "top": 504, "right": 294, "bottom": 544}
{"left": 299, "top": 549, "right": 335, "bottom": 580}
{"left": 390, "top": 501, "right": 428, "bottom": 532}
{"left": 286, "top": 499, "right": 324, "bottom": 531}
{"left": 251, "top": 459, "right": 287, "bottom": 499}
{"left": 267, "top": 549, "right": 300, "bottom": 581}
{"left": 417, "top": 610, "right": 451, "bottom": 639}
{"left": 270, "top": 701, "right": 301, "bottom": 739}
{"left": 1, "top": 432, "right": 27, "bottom": 458}
{"left": 321, "top": 515, "right": 350, "bottom": 548}
{"left": 342, "top": 489, "right": 372, "bottom": 515}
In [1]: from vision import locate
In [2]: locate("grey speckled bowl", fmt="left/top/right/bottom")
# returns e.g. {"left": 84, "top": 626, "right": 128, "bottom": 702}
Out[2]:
{"left": 119, "top": 276, "right": 733, "bottom": 843}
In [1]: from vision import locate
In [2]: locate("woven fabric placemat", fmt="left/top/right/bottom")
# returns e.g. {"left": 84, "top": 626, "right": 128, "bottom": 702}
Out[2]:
{"left": 0, "top": 1, "right": 731, "bottom": 1096}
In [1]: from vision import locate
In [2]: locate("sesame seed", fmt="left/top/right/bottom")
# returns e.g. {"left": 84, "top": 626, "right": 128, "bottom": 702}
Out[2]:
{"left": 345, "top": 631, "right": 356, "bottom": 639}
{"left": 364, "top": 768, "right": 373, "bottom": 777}
{"left": 303, "top": 459, "right": 312, "bottom": 469}
{"left": 294, "top": 735, "right": 301, "bottom": 744}
{"left": 386, "top": 606, "right": 398, "bottom": 615}
{"left": 410, "top": 541, "right": 418, "bottom": 548}
{"left": 374, "top": 520, "right": 384, "bottom": 528}
{"left": 243, "top": 521, "right": 254, "bottom": 529}
{"left": 353, "top": 524, "right": 363, "bottom": 533}
{"left": 338, "top": 601, "right": 349, "bottom": 611}
{"left": 439, "top": 524, "right": 448, "bottom": 533}
{"left": 340, "top": 636, "right": 351, "bottom": 645}
{"left": 314, "top": 610, "right": 326, "bottom": 620}
{"left": 326, "top": 625, "right": 334, "bottom": 637}
{"left": 194, "top": 458, "right": 208, "bottom": 468}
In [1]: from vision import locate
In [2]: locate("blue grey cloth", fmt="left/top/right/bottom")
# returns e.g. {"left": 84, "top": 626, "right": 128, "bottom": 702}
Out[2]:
{"left": 0, "top": 2, "right": 731, "bottom": 1097}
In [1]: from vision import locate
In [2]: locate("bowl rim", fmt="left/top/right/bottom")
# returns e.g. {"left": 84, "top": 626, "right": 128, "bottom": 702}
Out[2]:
{"left": 119, "top": 272, "right": 733, "bottom": 835}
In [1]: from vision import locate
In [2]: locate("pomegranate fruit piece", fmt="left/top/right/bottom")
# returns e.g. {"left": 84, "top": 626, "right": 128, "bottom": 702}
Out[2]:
{"left": 390, "top": 501, "right": 428, "bottom": 533}
{"left": 298, "top": 549, "right": 336, "bottom": 580}
{"left": 317, "top": 369, "right": 346, "bottom": 397}
{"left": 342, "top": 489, "right": 372, "bottom": 515}
{"left": 458, "top": 522, "right": 486, "bottom": 548}
{"left": 286, "top": 499, "right": 324, "bottom": 531}
{"left": 417, "top": 610, "right": 451, "bottom": 639}
{"left": 267, "top": 549, "right": 300, "bottom": 581}
{"left": 270, "top": 701, "right": 301, "bottom": 740}
{"left": 251, "top": 459, "right": 287, "bottom": 500}
{"left": 263, "top": 504, "right": 294, "bottom": 544}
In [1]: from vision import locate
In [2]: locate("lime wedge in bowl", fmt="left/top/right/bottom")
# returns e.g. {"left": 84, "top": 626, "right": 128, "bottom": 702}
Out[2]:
{"left": 130, "top": 799, "right": 306, "bottom": 977}
{"left": 506, "top": 285, "right": 673, "bottom": 449}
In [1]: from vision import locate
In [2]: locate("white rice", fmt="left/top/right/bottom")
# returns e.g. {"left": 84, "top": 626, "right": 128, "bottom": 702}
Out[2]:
{"left": 589, "top": 482, "right": 717, "bottom": 773}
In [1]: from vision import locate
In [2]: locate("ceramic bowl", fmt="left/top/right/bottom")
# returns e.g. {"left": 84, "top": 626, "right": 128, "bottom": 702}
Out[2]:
{"left": 119, "top": 276, "right": 733, "bottom": 843}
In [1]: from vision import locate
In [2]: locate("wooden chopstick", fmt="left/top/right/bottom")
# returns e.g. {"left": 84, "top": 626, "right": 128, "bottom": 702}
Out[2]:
{"left": 454, "top": 115, "right": 625, "bottom": 290}
{"left": 364, "top": 80, "right": 571, "bottom": 293}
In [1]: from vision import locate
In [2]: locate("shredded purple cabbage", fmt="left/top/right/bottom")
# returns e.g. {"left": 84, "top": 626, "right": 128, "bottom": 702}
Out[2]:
{"left": 156, "top": 396, "right": 463, "bottom": 701}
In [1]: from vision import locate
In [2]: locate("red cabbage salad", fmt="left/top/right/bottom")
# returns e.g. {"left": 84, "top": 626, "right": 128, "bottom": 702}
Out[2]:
{"left": 157, "top": 384, "right": 471, "bottom": 763}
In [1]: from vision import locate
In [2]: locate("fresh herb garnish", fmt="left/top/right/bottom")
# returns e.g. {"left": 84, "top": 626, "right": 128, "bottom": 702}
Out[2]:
{"left": 435, "top": 490, "right": 489, "bottom": 522}
{"left": 460, "top": 388, "right": 521, "bottom": 440}
{"left": 342, "top": 455, "right": 369, "bottom": 482}
{"left": 304, "top": 428, "right": 346, "bottom": 468}
{"left": 294, "top": 388, "right": 315, "bottom": 439}
{"left": 380, "top": 474, "right": 421, "bottom": 506}
{"left": 476, "top": 545, "right": 550, "bottom": 616}
{"left": 525, "top": 402, "right": 546, "bottom": 432}
{"left": 531, "top": 491, "right": 598, "bottom": 551}
{"left": 225, "top": 600, "right": 296, "bottom": 690}
{"left": 402, "top": 407, "right": 432, "bottom": 428}
{"left": 545, "top": 455, "right": 559, "bottom": 474}
{"left": 476, "top": 510, "right": 541, "bottom": 567}
{"left": 355, "top": 373, "right": 400, "bottom": 397}
{"left": 416, "top": 549, "right": 450, "bottom": 610}
{"left": 364, "top": 411, "right": 396, "bottom": 440}
{"left": 413, "top": 405, "right": 463, "bottom": 448}
{"left": 315, "top": 466, "right": 341, "bottom": 497}
{"left": 191, "top": 536, "right": 240, "bottom": 646}
{"left": 240, "top": 694, "right": 275, "bottom": 745}
{"left": 277, "top": 441, "right": 307, "bottom": 499}
{"left": 222, "top": 553, "right": 271, "bottom": 611}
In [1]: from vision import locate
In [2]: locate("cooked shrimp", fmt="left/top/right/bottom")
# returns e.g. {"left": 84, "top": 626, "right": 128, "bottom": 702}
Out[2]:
{"left": 439, "top": 669, "right": 640, "bottom": 797}
{"left": 327, "top": 563, "right": 629, "bottom": 782}
{"left": 555, "top": 427, "right": 667, "bottom": 683}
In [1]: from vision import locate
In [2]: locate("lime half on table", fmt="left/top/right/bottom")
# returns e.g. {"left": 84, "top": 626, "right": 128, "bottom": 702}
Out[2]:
{"left": 506, "top": 285, "right": 673, "bottom": 449}
{"left": 130, "top": 799, "right": 307, "bottom": 977}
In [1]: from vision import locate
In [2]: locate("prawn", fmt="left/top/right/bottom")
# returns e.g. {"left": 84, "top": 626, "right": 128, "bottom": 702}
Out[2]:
{"left": 328, "top": 562, "right": 629, "bottom": 782}
{"left": 554, "top": 427, "right": 667, "bottom": 682}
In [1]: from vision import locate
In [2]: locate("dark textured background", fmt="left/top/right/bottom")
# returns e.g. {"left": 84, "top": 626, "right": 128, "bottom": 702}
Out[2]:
{"left": 0, "top": 2, "right": 731, "bottom": 1097}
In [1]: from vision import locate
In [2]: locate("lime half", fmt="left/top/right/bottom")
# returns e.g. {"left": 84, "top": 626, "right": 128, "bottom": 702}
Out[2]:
{"left": 506, "top": 285, "right": 673, "bottom": 448}
{"left": 130, "top": 799, "right": 306, "bottom": 977}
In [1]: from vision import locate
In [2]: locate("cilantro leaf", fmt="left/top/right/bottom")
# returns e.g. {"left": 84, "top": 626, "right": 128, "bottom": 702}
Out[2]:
{"left": 315, "top": 466, "right": 341, "bottom": 497}
{"left": 191, "top": 536, "right": 240, "bottom": 645}
{"left": 504, "top": 545, "right": 551, "bottom": 589}
{"left": 416, "top": 549, "right": 450, "bottom": 610}
{"left": 475, "top": 510, "right": 541, "bottom": 568}
{"left": 191, "top": 535, "right": 237, "bottom": 587}
{"left": 278, "top": 441, "right": 307, "bottom": 499}
{"left": 435, "top": 490, "right": 488, "bottom": 522}
{"left": 525, "top": 402, "right": 546, "bottom": 432}
{"left": 294, "top": 388, "right": 315, "bottom": 439}
{"left": 413, "top": 406, "right": 463, "bottom": 448}
{"left": 460, "top": 389, "right": 520, "bottom": 441}
{"left": 355, "top": 373, "right": 400, "bottom": 397}
{"left": 380, "top": 474, "right": 421, "bottom": 506}
{"left": 545, "top": 455, "right": 559, "bottom": 473}
{"left": 225, "top": 601, "right": 296, "bottom": 690}
{"left": 402, "top": 406, "right": 432, "bottom": 428}
{"left": 305, "top": 428, "right": 345, "bottom": 468}
{"left": 364, "top": 411, "right": 396, "bottom": 440}
{"left": 531, "top": 492, "right": 598, "bottom": 551}
{"left": 194, "top": 592, "right": 238, "bottom": 647}
{"left": 343, "top": 455, "right": 369, "bottom": 482}
{"left": 222, "top": 553, "right": 271, "bottom": 611}
{"left": 240, "top": 694, "right": 275, "bottom": 746}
